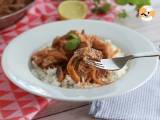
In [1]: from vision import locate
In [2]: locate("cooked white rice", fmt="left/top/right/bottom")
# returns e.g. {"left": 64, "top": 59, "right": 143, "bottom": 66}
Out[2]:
{"left": 31, "top": 40, "right": 128, "bottom": 88}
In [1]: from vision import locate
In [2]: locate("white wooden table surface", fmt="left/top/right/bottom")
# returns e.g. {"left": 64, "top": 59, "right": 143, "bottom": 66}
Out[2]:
{"left": 34, "top": 4, "right": 160, "bottom": 120}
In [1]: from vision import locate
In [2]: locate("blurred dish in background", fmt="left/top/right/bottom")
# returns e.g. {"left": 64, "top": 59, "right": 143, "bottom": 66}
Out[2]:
{"left": 0, "top": 0, "right": 34, "bottom": 30}
{"left": 0, "top": 0, "right": 33, "bottom": 17}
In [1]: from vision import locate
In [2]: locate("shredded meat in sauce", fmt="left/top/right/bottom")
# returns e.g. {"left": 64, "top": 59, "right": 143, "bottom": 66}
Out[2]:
{"left": 31, "top": 30, "right": 116, "bottom": 86}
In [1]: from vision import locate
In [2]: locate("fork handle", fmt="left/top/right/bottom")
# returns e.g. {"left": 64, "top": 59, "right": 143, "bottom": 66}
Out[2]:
{"left": 132, "top": 51, "right": 160, "bottom": 59}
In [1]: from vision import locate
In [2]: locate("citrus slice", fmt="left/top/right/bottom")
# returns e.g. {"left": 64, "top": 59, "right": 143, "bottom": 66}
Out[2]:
{"left": 58, "top": 1, "right": 88, "bottom": 20}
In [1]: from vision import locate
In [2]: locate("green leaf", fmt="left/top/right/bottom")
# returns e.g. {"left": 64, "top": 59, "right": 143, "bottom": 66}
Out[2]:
{"left": 145, "top": 0, "right": 151, "bottom": 5}
{"left": 65, "top": 38, "right": 80, "bottom": 51}
{"left": 136, "top": 0, "right": 151, "bottom": 9}
{"left": 67, "top": 32, "right": 79, "bottom": 39}
{"left": 100, "top": 3, "right": 111, "bottom": 13}
{"left": 118, "top": 10, "right": 128, "bottom": 19}
{"left": 92, "top": 3, "right": 111, "bottom": 14}
{"left": 138, "top": 0, "right": 151, "bottom": 5}
{"left": 115, "top": 0, "right": 128, "bottom": 5}
{"left": 128, "top": 0, "right": 140, "bottom": 5}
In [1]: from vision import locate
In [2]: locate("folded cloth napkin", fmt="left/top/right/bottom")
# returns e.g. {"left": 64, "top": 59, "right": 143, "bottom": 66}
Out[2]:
{"left": 90, "top": 42, "right": 160, "bottom": 120}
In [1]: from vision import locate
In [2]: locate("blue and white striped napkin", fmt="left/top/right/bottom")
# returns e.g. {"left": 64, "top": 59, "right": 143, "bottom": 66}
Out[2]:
{"left": 90, "top": 42, "right": 160, "bottom": 120}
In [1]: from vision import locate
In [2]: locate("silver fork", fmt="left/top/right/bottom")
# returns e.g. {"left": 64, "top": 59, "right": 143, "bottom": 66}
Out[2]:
{"left": 86, "top": 51, "right": 160, "bottom": 71}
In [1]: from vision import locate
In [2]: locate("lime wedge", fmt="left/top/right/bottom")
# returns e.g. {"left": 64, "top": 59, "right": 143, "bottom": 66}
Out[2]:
{"left": 58, "top": 1, "right": 88, "bottom": 20}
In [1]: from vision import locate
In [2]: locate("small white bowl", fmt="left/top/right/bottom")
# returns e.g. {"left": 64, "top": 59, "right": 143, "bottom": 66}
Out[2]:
{"left": 2, "top": 20, "right": 158, "bottom": 101}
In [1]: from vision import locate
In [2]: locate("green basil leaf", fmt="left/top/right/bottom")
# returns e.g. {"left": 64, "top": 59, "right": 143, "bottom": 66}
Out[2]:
{"left": 67, "top": 32, "right": 79, "bottom": 39}
{"left": 65, "top": 38, "right": 80, "bottom": 51}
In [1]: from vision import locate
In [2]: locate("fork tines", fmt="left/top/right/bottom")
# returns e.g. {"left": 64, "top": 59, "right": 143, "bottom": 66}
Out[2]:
{"left": 86, "top": 59, "right": 105, "bottom": 69}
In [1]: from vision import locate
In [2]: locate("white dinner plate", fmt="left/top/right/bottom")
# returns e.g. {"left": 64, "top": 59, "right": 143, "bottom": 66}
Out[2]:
{"left": 2, "top": 20, "right": 159, "bottom": 101}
